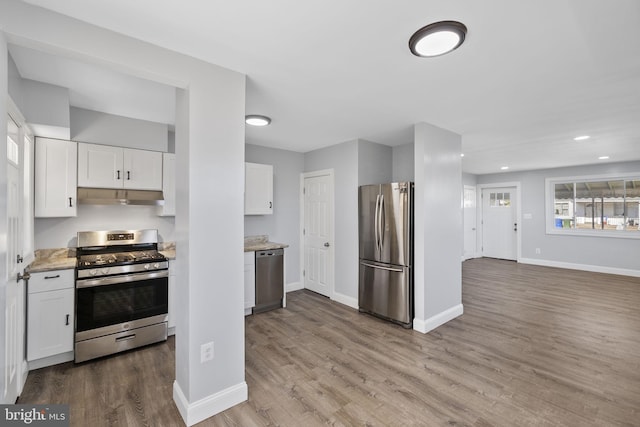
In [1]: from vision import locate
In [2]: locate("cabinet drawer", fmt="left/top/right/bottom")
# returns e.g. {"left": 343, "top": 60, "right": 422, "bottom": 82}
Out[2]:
{"left": 28, "top": 270, "right": 75, "bottom": 294}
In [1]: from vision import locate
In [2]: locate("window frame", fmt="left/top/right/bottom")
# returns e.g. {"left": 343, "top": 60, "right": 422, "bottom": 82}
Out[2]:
{"left": 545, "top": 172, "right": 640, "bottom": 239}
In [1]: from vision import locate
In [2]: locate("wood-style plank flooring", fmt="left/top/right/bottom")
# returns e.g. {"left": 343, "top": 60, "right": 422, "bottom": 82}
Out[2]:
{"left": 19, "top": 258, "right": 640, "bottom": 426}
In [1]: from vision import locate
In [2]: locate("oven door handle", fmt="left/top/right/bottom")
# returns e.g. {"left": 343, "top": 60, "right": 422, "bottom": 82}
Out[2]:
{"left": 76, "top": 270, "right": 169, "bottom": 288}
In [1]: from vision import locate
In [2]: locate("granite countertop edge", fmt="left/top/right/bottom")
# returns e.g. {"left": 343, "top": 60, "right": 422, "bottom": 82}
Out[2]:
{"left": 244, "top": 242, "right": 289, "bottom": 252}
{"left": 27, "top": 242, "right": 177, "bottom": 273}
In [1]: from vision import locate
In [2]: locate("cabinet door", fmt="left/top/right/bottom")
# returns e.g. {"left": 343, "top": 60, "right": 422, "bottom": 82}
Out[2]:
{"left": 245, "top": 162, "right": 273, "bottom": 215}
{"left": 123, "top": 148, "right": 163, "bottom": 190}
{"left": 35, "top": 138, "right": 78, "bottom": 217}
{"left": 244, "top": 252, "right": 256, "bottom": 312}
{"left": 27, "top": 288, "right": 74, "bottom": 361}
{"left": 78, "top": 143, "right": 123, "bottom": 188}
{"left": 158, "top": 153, "right": 175, "bottom": 216}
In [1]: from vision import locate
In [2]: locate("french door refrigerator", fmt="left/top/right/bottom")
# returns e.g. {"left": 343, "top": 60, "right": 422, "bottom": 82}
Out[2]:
{"left": 358, "top": 182, "right": 413, "bottom": 327}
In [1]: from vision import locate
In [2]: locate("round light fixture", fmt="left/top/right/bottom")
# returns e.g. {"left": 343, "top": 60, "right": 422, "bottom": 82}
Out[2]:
{"left": 409, "top": 21, "right": 467, "bottom": 57}
{"left": 501, "top": 166, "right": 509, "bottom": 170}
{"left": 574, "top": 135, "right": 590, "bottom": 141}
{"left": 245, "top": 115, "right": 271, "bottom": 126}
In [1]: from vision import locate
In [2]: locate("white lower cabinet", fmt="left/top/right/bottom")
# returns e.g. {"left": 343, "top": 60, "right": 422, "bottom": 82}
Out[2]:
{"left": 244, "top": 252, "right": 255, "bottom": 315}
{"left": 27, "top": 270, "right": 75, "bottom": 365}
{"left": 168, "top": 261, "right": 176, "bottom": 333}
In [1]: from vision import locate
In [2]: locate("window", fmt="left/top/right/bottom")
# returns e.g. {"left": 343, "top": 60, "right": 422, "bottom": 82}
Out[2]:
{"left": 546, "top": 174, "right": 640, "bottom": 238}
{"left": 489, "top": 192, "right": 511, "bottom": 207}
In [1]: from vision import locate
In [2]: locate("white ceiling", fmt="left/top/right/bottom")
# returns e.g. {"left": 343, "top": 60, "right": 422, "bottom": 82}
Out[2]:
{"left": 14, "top": 0, "right": 640, "bottom": 174}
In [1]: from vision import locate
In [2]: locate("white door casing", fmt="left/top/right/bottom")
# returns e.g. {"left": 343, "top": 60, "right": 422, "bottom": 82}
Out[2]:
{"left": 301, "top": 170, "right": 334, "bottom": 298}
{"left": 463, "top": 185, "right": 477, "bottom": 260}
{"left": 480, "top": 186, "right": 518, "bottom": 261}
{"left": 4, "top": 113, "right": 26, "bottom": 404}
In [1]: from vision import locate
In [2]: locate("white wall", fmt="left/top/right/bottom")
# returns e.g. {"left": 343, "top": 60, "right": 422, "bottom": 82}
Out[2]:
{"left": 1, "top": 1, "right": 246, "bottom": 424}
{"left": 34, "top": 205, "right": 175, "bottom": 248}
{"left": 477, "top": 160, "right": 640, "bottom": 274}
{"left": 392, "top": 142, "right": 414, "bottom": 182}
{"left": 7, "top": 53, "right": 23, "bottom": 112}
{"left": 71, "top": 107, "right": 168, "bottom": 152}
{"left": 358, "top": 140, "right": 391, "bottom": 185}
{"left": 23, "top": 79, "right": 70, "bottom": 136}
{"left": 413, "top": 123, "right": 463, "bottom": 333}
{"left": 304, "top": 140, "right": 359, "bottom": 301}
{"left": 245, "top": 143, "right": 304, "bottom": 284}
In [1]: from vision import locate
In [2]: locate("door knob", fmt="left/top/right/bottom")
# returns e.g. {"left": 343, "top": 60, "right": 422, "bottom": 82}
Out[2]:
{"left": 17, "top": 271, "right": 31, "bottom": 283}
{"left": 324, "top": 242, "right": 330, "bottom": 247}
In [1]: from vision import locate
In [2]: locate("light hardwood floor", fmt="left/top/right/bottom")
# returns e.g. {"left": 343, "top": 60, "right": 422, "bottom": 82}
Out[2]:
{"left": 19, "top": 258, "right": 640, "bottom": 426}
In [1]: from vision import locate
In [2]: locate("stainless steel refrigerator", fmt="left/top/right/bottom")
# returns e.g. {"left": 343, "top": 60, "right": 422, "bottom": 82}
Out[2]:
{"left": 358, "top": 182, "right": 413, "bottom": 327}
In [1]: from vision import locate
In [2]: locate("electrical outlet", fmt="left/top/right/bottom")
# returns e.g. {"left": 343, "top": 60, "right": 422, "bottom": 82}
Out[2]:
{"left": 535, "top": 248, "right": 541, "bottom": 254}
{"left": 201, "top": 341, "right": 214, "bottom": 363}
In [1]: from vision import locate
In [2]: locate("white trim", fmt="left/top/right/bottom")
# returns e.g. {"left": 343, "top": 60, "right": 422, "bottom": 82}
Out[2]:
{"left": 477, "top": 182, "right": 522, "bottom": 262}
{"left": 27, "top": 351, "right": 74, "bottom": 370}
{"left": 173, "top": 380, "right": 248, "bottom": 427}
{"left": 286, "top": 281, "right": 303, "bottom": 292}
{"left": 519, "top": 257, "right": 640, "bottom": 278}
{"left": 413, "top": 304, "right": 464, "bottom": 334}
{"left": 300, "top": 169, "right": 335, "bottom": 299}
{"left": 331, "top": 291, "right": 358, "bottom": 309}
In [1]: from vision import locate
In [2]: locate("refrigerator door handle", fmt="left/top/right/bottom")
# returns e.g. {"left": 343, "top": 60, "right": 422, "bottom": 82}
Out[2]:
{"left": 378, "top": 194, "right": 385, "bottom": 251}
{"left": 374, "top": 194, "right": 380, "bottom": 256}
{"left": 360, "top": 261, "right": 404, "bottom": 273}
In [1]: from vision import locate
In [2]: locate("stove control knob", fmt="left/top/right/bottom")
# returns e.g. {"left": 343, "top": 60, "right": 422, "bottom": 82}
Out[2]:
{"left": 153, "top": 263, "right": 160, "bottom": 269}
{"left": 101, "top": 268, "right": 109, "bottom": 275}
{"left": 90, "top": 269, "right": 98, "bottom": 276}
{"left": 144, "top": 263, "right": 151, "bottom": 270}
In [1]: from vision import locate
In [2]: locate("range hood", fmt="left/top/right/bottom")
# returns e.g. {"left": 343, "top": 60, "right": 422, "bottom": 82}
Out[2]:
{"left": 77, "top": 187, "right": 164, "bottom": 206}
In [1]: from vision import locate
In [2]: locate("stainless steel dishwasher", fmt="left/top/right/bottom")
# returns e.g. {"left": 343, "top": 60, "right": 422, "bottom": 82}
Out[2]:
{"left": 254, "top": 249, "right": 284, "bottom": 313}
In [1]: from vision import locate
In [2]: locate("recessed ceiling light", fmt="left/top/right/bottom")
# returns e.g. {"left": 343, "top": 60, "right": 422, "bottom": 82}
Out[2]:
{"left": 245, "top": 115, "right": 271, "bottom": 126}
{"left": 460, "top": 153, "right": 465, "bottom": 157}
{"left": 573, "top": 135, "right": 590, "bottom": 141}
{"left": 598, "top": 156, "right": 609, "bottom": 160}
{"left": 409, "top": 21, "right": 467, "bottom": 57}
{"left": 501, "top": 166, "right": 509, "bottom": 170}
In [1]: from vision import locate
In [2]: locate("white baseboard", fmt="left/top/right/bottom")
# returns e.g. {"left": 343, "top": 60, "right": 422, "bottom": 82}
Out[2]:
{"left": 331, "top": 291, "right": 358, "bottom": 309}
{"left": 413, "top": 304, "right": 464, "bottom": 334}
{"left": 28, "top": 351, "right": 74, "bottom": 370}
{"left": 286, "top": 281, "right": 303, "bottom": 292}
{"left": 519, "top": 257, "right": 640, "bottom": 278}
{"left": 173, "top": 380, "right": 247, "bottom": 426}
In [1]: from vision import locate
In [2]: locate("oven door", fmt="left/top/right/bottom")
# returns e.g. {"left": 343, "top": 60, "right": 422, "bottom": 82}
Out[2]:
{"left": 75, "top": 270, "right": 169, "bottom": 337}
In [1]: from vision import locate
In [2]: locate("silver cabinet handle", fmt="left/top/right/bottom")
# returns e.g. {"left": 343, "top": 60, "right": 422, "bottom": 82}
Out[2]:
{"left": 17, "top": 271, "right": 31, "bottom": 283}
{"left": 324, "top": 242, "right": 330, "bottom": 247}
{"left": 69, "top": 197, "right": 73, "bottom": 207}
{"left": 117, "top": 170, "right": 121, "bottom": 180}
{"left": 45, "top": 274, "right": 61, "bottom": 279}
{"left": 127, "top": 171, "right": 131, "bottom": 180}
{"left": 65, "top": 314, "right": 69, "bottom": 326}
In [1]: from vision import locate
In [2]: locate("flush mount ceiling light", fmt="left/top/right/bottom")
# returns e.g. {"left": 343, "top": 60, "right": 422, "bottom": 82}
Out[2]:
{"left": 245, "top": 115, "right": 271, "bottom": 126}
{"left": 501, "top": 166, "right": 509, "bottom": 170}
{"left": 574, "top": 135, "right": 590, "bottom": 141}
{"left": 598, "top": 156, "right": 610, "bottom": 160}
{"left": 409, "top": 20, "right": 467, "bottom": 57}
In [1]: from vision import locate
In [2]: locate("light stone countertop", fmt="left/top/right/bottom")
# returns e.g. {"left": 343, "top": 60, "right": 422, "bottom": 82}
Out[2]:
{"left": 27, "top": 248, "right": 76, "bottom": 273}
{"left": 244, "top": 235, "right": 289, "bottom": 252}
{"left": 27, "top": 241, "right": 177, "bottom": 273}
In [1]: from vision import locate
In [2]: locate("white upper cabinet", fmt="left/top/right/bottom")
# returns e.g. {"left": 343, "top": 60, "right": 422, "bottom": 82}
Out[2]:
{"left": 245, "top": 162, "right": 273, "bottom": 215}
{"left": 35, "top": 137, "right": 78, "bottom": 217}
{"left": 78, "top": 142, "right": 163, "bottom": 190}
{"left": 158, "top": 152, "right": 175, "bottom": 216}
{"left": 123, "top": 147, "right": 163, "bottom": 190}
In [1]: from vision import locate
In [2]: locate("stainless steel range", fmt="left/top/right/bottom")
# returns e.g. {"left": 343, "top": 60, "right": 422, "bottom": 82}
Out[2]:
{"left": 75, "top": 229, "right": 169, "bottom": 363}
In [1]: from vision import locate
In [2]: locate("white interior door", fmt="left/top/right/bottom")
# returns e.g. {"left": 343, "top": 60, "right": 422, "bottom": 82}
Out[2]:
{"left": 303, "top": 171, "right": 334, "bottom": 297}
{"left": 4, "top": 114, "right": 25, "bottom": 404}
{"left": 463, "top": 185, "right": 477, "bottom": 260}
{"left": 481, "top": 187, "right": 517, "bottom": 260}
